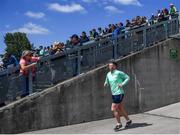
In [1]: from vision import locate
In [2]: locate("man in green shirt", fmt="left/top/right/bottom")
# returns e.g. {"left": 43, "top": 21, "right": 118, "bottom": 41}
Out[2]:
{"left": 104, "top": 61, "right": 132, "bottom": 131}
{"left": 169, "top": 3, "right": 177, "bottom": 15}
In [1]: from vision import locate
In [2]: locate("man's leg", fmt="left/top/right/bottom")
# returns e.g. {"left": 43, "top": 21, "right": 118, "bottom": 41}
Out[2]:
{"left": 117, "top": 105, "right": 123, "bottom": 117}
{"left": 112, "top": 104, "right": 121, "bottom": 122}
{"left": 112, "top": 103, "right": 122, "bottom": 130}
{"left": 118, "top": 103, "right": 130, "bottom": 121}
{"left": 118, "top": 103, "right": 132, "bottom": 127}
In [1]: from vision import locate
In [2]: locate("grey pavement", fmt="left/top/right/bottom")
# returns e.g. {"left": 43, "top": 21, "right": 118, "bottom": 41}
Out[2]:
{"left": 26, "top": 102, "right": 180, "bottom": 134}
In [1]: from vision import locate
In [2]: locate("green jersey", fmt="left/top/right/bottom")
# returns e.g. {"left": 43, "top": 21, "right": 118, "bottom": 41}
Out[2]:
{"left": 104, "top": 70, "right": 130, "bottom": 95}
{"left": 170, "top": 7, "right": 177, "bottom": 14}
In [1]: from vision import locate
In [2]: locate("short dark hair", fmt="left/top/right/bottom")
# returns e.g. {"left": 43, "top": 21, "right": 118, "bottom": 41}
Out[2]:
{"left": 108, "top": 60, "right": 118, "bottom": 67}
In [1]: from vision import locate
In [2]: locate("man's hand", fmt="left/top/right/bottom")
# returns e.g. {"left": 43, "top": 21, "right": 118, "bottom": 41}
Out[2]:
{"left": 118, "top": 84, "right": 123, "bottom": 88}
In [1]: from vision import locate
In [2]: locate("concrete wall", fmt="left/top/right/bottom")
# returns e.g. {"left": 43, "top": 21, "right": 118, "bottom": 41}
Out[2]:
{"left": 0, "top": 39, "right": 180, "bottom": 133}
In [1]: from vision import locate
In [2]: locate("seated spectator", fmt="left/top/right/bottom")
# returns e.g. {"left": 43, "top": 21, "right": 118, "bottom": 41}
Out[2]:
{"left": 112, "top": 23, "right": 124, "bottom": 39}
{"left": 163, "top": 8, "right": 169, "bottom": 16}
{"left": 2, "top": 53, "right": 19, "bottom": 69}
{"left": 142, "top": 16, "right": 148, "bottom": 24}
{"left": 126, "top": 20, "right": 131, "bottom": 27}
{"left": 49, "top": 42, "right": 64, "bottom": 55}
{"left": 107, "top": 24, "right": 116, "bottom": 35}
{"left": 92, "top": 29, "right": 99, "bottom": 39}
{"left": 70, "top": 34, "right": 81, "bottom": 48}
{"left": 108, "top": 24, "right": 113, "bottom": 33}
{"left": 80, "top": 31, "right": 89, "bottom": 44}
{"left": 54, "top": 42, "right": 65, "bottom": 54}
{"left": 157, "top": 10, "right": 165, "bottom": 22}
{"left": 98, "top": 27, "right": 104, "bottom": 37}
{"left": 131, "top": 18, "right": 137, "bottom": 27}
{"left": 104, "top": 28, "right": 109, "bottom": 34}
{"left": 157, "top": 10, "right": 161, "bottom": 17}
{"left": 39, "top": 46, "right": 45, "bottom": 56}
{"left": 43, "top": 47, "right": 49, "bottom": 56}
{"left": 169, "top": 3, "right": 177, "bottom": 15}
{"left": 150, "top": 14, "right": 155, "bottom": 25}
{"left": 89, "top": 31, "right": 94, "bottom": 40}
{"left": 160, "top": 8, "right": 169, "bottom": 21}
{"left": 45, "top": 46, "right": 51, "bottom": 56}
{"left": 135, "top": 16, "right": 142, "bottom": 26}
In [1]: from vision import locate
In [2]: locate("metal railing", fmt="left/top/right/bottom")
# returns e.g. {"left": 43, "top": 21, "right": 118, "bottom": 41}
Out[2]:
{"left": 0, "top": 15, "right": 179, "bottom": 106}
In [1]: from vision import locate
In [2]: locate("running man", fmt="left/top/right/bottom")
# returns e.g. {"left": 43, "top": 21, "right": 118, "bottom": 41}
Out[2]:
{"left": 104, "top": 61, "right": 132, "bottom": 131}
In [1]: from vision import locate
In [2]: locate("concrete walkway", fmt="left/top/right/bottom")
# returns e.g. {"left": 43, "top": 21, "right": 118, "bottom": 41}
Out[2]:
{"left": 26, "top": 103, "right": 180, "bottom": 134}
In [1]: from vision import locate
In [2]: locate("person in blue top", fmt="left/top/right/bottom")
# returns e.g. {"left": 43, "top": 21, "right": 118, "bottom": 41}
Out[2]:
{"left": 104, "top": 61, "right": 132, "bottom": 131}
{"left": 2, "top": 53, "right": 19, "bottom": 68}
{"left": 112, "top": 22, "right": 125, "bottom": 39}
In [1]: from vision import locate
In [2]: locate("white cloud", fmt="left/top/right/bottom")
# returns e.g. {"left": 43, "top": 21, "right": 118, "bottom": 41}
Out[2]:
{"left": 25, "top": 11, "right": 45, "bottom": 19}
{"left": 11, "top": 22, "right": 50, "bottom": 35}
{"left": 82, "top": 0, "right": 97, "bottom": 3}
{"left": 113, "top": 0, "right": 142, "bottom": 6}
{"left": 48, "top": 3, "right": 86, "bottom": 13}
{"left": 105, "top": 6, "right": 124, "bottom": 13}
{"left": 81, "top": 0, "right": 142, "bottom": 6}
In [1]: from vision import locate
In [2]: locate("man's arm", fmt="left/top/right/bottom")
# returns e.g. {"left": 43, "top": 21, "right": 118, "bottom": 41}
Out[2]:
{"left": 118, "top": 72, "right": 130, "bottom": 88}
{"left": 104, "top": 75, "right": 109, "bottom": 87}
{"left": 121, "top": 72, "right": 130, "bottom": 86}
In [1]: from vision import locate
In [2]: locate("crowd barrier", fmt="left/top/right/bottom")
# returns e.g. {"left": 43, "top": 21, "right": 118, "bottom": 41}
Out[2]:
{"left": 0, "top": 15, "right": 179, "bottom": 105}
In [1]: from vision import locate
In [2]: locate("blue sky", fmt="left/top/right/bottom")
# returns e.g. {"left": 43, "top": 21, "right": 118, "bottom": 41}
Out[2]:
{"left": 0, "top": 0, "right": 179, "bottom": 54}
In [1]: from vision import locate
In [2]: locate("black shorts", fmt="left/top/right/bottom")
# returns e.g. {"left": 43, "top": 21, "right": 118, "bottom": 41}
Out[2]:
{"left": 112, "top": 94, "right": 124, "bottom": 104}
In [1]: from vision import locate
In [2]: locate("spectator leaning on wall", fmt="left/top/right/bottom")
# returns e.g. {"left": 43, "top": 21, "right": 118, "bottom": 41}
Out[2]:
{"left": 19, "top": 50, "right": 37, "bottom": 98}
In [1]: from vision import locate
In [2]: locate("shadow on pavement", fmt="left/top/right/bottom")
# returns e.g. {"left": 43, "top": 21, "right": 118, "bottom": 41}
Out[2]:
{"left": 116, "top": 123, "right": 153, "bottom": 132}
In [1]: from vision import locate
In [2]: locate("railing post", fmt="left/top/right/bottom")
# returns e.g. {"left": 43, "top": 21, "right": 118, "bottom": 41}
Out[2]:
{"left": 29, "top": 69, "right": 33, "bottom": 94}
{"left": 93, "top": 46, "right": 96, "bottom": 68}
{"left": 77, "top": 49, "right": 81, "bottom": 75}
{"left": 143, "top": 27, "right": 147, "bottom": 48}
{"left": 113, "top": 38, "right": 118, "bottom": 59}
{"left": 176, "top": 18, "right": 179, "bottom": 34}
{"left": 165, "top": 22, "right": 168, "bottom": 39}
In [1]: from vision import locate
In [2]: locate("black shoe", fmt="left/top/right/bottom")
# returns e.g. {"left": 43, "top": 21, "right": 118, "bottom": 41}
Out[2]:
{"left": 114, "top": 124, "right": 122, "bottom": 131}
{"left": 125, "top": 120, "right": 132, "bottom": 128}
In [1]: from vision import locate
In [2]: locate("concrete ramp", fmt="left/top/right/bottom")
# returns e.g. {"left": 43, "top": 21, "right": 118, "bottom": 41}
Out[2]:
{"left": 26, "top": 102, "right": 180, "bottom": 134}
{"left": 1, "top": 39, "right": 180, "bottom": 134}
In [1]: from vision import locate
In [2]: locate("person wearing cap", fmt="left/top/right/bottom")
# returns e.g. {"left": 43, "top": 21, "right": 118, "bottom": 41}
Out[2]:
{"left": 70, "top": 34, "right": 81, "bottom": 47}
{"left": 80, "top": 31, "right": 89, "bottom": 44}
{"left": 19, "top": 50, "right": 37, "bottom": 98}
{"left": 169, "top": 3, "right": 177, "bottom": 15}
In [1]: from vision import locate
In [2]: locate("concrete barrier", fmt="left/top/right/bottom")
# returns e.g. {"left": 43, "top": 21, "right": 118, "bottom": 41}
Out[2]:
{"left": 0, "top": 39, "right": 180, "bottom": 133}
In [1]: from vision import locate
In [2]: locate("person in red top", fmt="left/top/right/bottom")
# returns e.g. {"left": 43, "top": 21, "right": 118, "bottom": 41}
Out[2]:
{"left": 19, "top": 50, "right": 37, "bottom": 98}
{"left": 30, "top": 53, "right": 40, "bottom": 80}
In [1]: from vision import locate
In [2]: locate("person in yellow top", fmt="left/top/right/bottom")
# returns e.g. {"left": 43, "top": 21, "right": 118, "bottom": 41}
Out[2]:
{"left": 104, "top": 61, "right": 132, "bottom": 131}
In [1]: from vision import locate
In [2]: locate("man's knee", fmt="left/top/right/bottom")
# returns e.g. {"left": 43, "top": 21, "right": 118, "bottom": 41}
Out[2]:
{"left": 111, "top": 104, "right": 119, "bottom": 112}
{"left": 118, "top": 104, "right": 123, "bottom": 111}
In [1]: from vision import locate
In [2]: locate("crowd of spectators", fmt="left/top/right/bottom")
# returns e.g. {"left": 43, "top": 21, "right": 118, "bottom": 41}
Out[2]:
{"left": 0, "top": 4, "right": 178, "bottom": 73}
